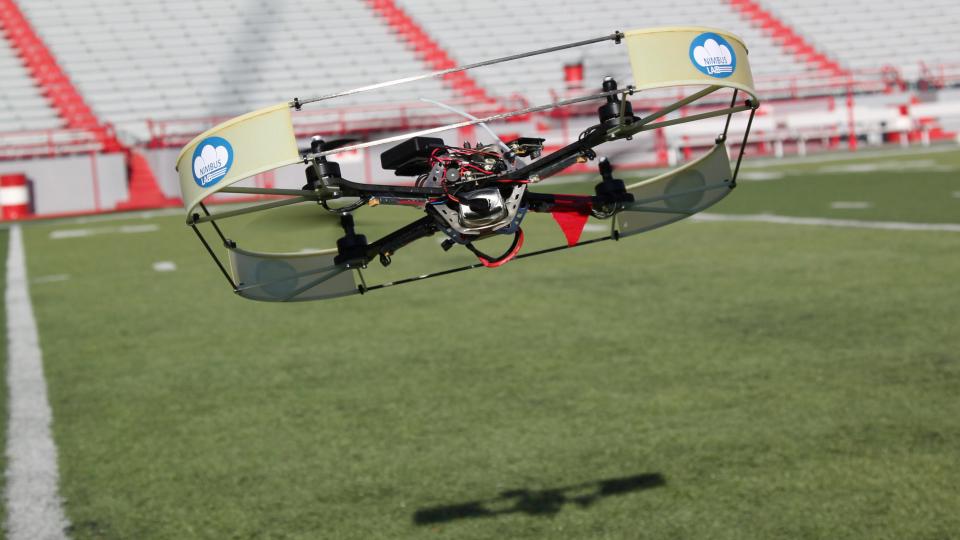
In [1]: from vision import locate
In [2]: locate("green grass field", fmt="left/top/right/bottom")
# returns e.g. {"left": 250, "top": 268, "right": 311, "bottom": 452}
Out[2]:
{"left": 9, "top": 146, "right": 960, "bottom": 539}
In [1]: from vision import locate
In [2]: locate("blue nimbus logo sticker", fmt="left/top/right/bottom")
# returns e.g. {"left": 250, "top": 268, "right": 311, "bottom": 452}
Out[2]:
{"left": 192, "top": 136, "right": 234, "bottom": 188}
{"left": 689, "top": 33, "right": 736, "bottom": 78}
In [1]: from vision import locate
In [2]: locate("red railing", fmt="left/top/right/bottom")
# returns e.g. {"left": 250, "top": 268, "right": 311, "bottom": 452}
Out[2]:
{"left": 917, "top": 62, "right": 960, "bottom": 90}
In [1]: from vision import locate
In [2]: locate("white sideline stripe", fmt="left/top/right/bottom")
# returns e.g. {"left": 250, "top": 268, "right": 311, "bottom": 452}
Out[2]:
{"left": 4, "top": 225, "right": 71, "bottom": 540}
{"left": 693, "top": 213, "right": 960, "bottom": 232}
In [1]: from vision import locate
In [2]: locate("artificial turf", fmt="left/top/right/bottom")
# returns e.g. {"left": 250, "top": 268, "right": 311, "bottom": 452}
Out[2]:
{"left": 14, "top": 147, "right": 960, "bottom": 539}
{"left": 703, "top": 145, "right": 960, "bottom": 223}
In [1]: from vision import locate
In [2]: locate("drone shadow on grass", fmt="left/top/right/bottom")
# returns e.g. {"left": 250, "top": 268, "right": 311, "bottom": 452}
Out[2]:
{"left": 412, "top": 472, "right": 665, "bottom": 525}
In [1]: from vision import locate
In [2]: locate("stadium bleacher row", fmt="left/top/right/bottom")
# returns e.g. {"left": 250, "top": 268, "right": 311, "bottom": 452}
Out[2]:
{"left": 1, "top": 0, "right": 958, "bottom": 145}
{"left": 9, "top": 0, "right": 461, "bottom": 140}
{"left": 0, "top": 34, "right": 62, "bottom": 132}
{"left": 394, "top": 0, "right": 813, "bottom": 105}
{"left": 764, "top": 0, "right": 960, "bottom": 80}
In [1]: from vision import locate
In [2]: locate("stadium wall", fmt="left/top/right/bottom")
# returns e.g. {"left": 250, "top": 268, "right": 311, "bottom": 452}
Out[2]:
{"left": 0, "top": 152, "right": 127, "bottom": 215}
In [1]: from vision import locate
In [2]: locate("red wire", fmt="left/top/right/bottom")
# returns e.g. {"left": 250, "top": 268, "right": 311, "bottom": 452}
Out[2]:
{"left": 477, "top": 229, "right": 524, "bottom": 268}
{"left": 430, "top": 145, "right": 518, "bottom": 204}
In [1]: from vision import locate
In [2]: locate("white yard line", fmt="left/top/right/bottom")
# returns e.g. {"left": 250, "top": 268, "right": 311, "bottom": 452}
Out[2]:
{"left": 741, "top": 144, "right": 960, "bottom": 168}
{"left": 49, "top": 223, "right": 159, "bottom": 240}
{"left": 829, "top": 201, "right": 872, "bottom": 210}
{"left": 693, "top": 213, "right": 960, "bottom": 232}
{"left": 32, "top": 275, "right": 71, "bottom": 285}
{"left": 4, "top": 225, "right": 71, "bottom": 540}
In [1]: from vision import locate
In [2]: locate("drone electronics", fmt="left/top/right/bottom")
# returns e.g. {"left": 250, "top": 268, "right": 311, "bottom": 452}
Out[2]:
{"left": 176, "top": 27, "right": 760, "bottom": 302}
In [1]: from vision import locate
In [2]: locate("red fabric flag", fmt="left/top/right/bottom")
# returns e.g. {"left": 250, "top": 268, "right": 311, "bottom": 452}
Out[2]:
{"left": 551, "top": 211, "right": 590, "bottom": 247}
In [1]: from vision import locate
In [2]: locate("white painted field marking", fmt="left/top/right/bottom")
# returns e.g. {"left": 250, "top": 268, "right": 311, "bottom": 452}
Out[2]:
{"left": 738, "top": 171, "right": 785, "bottom": 181}
{"left": 816, "top": 159, "right": 956, "bottom": 174}
{"left": 952, "top": 191, "right": 960, "bottom": 199}
{"left": 152, "top": 261, "right": 177, "bottom": 272}
{"left": 693, "top": 213, "right": 960, "bottom": 232}
{"left": 743, "top": 144, "right": 960, "bottom": 168}
{"left": 4, "top": 225, "right": 71, "bottom": 540}
{"left": 49, "top": 223, "right": 158, "bottom": 240}
{"left": 64, "top": 207, "right": 181, "bottom": 225}
{"left": 830, "top": 201, "right": 872, "bottom": 210}
{"left": 48, "top": 229, "right": 92, "bottom": 240}
{"left": 32, "top": 274, "right": 71, "bottom": 285}
{"left": 118, "top": 224, "right": 159, "bottom": 234}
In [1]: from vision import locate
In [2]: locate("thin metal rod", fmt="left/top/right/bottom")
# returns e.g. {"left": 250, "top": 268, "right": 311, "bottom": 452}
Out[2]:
{"left": 636, "top": 86, "right": 722, "bottom": 127}
{"left": 419, "top": 97, "right": 509, "bottom": 152}
{"left": 310, "top": 88, "right": 627, "bottom": 159}
{"left": 720, "top": 89, "right": 739, "bottom": 141}
{"left": 235, "top": 264, "right": 342, "bottom": 293}
{"left": 191, "top": 224, "right": 237, "bottom": 289}
{"left": 361, "top": 235, "right": 614, "bottom": 293}
{"left": 633, "top": 105, "right": 752, "bottom": 134}
{"left": 620, "top": 206, "right": 696, "bottom": 215}
{"left": 363, "top": 262, "right": 486, "bottom": 292}
{"left": 617, "top": 91, "right": 630, "bottom": 126}
{"left": 281, "top": 268, "right": 348, "bottom": 302}
{"left": 220, "top": 187, "right": 320, "bottom": 197}
{"left": 514, "top": 235, "right": 614, "bottom": 260}
{"left": 732, "top": 106, "right": 758, "bottom": 186}
{"left": 199, "top": 202, "right": 229, "bottom": 245}
{"left": 192, "top": 196, "right": 311, "bottom": 223}
{"left": 296, "top": 33, "right": 621, "bottom": 107}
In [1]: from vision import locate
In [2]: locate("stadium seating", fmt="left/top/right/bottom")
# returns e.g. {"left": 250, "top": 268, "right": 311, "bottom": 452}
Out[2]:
{"left": 758, "top": 0, "right": 960, "bottom": 80}
{"left": 0, "top": 9, "right": 62, "bottom": 132}
{"left": 394, "top": 0, "right": 818, "bottom": 104}
{"left": 3, "top": 0, "right": 958, "bottom": 145}
{"left": 13, "top": 0, "right": 463, "bottom": 139}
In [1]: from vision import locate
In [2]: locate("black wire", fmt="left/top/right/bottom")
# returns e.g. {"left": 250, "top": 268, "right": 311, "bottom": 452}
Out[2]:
{"left": 579, "top": 124, "right": 603, "bottom": 141}
{"left": 321, "top": 196, "right": 369, "bottom": 213}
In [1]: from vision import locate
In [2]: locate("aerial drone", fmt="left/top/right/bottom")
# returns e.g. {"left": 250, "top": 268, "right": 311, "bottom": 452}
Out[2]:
{"left": 177, "top": 27, "right": 759, "bottom": 302}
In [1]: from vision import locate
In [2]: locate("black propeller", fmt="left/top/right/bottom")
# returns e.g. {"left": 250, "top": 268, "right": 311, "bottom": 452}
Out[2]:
{"left": 300, "top": 137, "right": 359, "bottom": 155}
{"left": 301, "top": 136, "right": 360, "bottom": 192}
{"left": 593, "top": 156, "right": 632, "bottom": 217}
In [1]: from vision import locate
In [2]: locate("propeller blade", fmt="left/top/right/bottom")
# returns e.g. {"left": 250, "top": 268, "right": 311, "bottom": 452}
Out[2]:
{"left": 300, "top": 137, "right": 360, "bottom": 154}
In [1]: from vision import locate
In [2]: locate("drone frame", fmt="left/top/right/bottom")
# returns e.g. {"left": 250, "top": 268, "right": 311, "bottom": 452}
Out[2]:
{"left": 177, "top": 26, "right": 760, "bottom": 302}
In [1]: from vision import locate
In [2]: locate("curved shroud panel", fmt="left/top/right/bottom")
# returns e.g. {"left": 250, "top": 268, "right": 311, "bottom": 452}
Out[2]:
{"left": 228, "top": 247, "right": 358, "bottom": 302}
{"left": 624, "top": 26, "right": 756, "bottom": 101}
{"left": 176, "top": 103, "right": 301, "bottom": 218}
{"left": 615, "top": 143, "right": 732, "bottom": 237}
